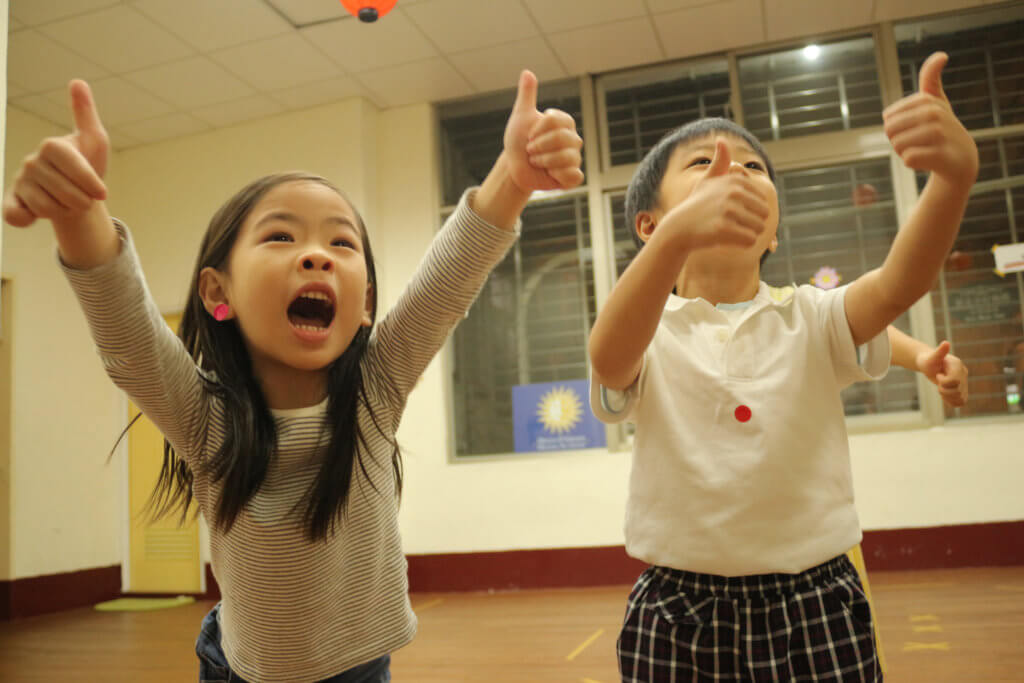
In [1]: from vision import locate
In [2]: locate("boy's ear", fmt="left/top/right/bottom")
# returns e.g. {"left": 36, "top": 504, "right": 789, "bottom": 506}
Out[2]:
{"left": 636, "top": 211, "right": 658, "bottom": 244}
{"left": 770, "top": 236, "right": 779, "bottom": 252}
{"left": 199, "top": 267, "right": 233, "bottom": 320}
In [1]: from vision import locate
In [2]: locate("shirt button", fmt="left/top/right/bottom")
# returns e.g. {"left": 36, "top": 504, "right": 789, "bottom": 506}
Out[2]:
{"left": 717, "top": 330, "right": 729, "bottom": 343}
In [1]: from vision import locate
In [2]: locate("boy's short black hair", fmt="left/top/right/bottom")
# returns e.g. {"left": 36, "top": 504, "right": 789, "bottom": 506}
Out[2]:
{"left": 624, "top": 117, "right": 778, "bottom": 262}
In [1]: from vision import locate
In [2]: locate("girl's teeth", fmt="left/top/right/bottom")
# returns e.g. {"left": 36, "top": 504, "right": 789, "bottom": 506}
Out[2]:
{"left": 301, "top": 292, "right": 329, "bottom": 301}
{"left": 296, "top": 324, "right": 326, "bottom": 331}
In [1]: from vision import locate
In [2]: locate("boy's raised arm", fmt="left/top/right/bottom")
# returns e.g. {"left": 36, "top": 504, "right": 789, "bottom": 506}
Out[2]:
{"left": 845, "top": 52, "right": 979, "bottom": 346}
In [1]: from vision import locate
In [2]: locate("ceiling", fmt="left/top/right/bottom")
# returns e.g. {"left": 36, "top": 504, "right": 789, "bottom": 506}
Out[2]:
{"left": 7, "top": 0, "right": 1006, "bottom": 149}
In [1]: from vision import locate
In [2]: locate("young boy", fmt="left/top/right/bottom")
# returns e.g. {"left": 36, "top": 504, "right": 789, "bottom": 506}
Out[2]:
{"left": 588, "top": 52, "right": 977, "bottom": 681}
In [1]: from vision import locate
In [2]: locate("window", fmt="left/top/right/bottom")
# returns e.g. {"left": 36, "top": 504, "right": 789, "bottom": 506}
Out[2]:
{"left": 601, "top": 60, "right": 731, "bottom": 167}
{"left": 450, "top": 195, "right": 595, "bottom": 456}
{"left": 898, "top": 6, "right": 1024, "bottom": 418}
{"left": 738, "top": 36, "right": 884, "bottom": 141}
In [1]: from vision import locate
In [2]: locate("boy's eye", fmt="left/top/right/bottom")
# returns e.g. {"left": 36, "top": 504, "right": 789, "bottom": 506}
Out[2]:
{"left": 690, "top": 157, "right": 712, "bottom": 167}
{"left": 745, "top": 161, "right": 766, "bottom": 172}
{"left": 267, "top": 232, "right": 293, "bottom": 243}
{"left": 331, "top": 238, "right": 356, "bottom": 249}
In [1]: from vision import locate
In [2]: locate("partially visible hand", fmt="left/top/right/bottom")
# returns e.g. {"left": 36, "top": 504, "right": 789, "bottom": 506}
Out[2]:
{"left": 3, "top": 79, "right": 109, "bottom": 228}
{"left": 916, "top": 340, "right": 969, "bottom": 407}
{"left": 659, "top": 139, "right": 769, "bottom": 252}
{"left": 504, "top": 70, "right": 583, "bottom": 193}
{"left": 883, "top": 52, "right": 978, "bottom": 187}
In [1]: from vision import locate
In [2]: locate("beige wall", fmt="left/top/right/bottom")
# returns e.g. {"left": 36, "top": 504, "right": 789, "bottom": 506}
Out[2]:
{"left": 3, "top": 86, "right": 1023, "bottom": 580}
{"left": 0, "top": 0, "right": 8, "bottom": 582}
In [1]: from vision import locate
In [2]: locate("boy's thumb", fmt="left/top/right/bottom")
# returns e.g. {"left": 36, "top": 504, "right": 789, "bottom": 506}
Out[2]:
{"left": 69, "top": 79, "right": 109, "bottom": 177}
{"left": 707, "top": 138, "right": 731, "bottom": 176}
{"left": 918, "top": 52, "right": 948, "bottom": 102}
{"left": 925, "top": 340, "right": 951, "bottom": 371}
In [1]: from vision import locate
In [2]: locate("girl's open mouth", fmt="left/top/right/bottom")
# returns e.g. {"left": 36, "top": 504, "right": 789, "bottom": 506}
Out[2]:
{"left": 287, "top": 290, "right": 335, "bottom": 333}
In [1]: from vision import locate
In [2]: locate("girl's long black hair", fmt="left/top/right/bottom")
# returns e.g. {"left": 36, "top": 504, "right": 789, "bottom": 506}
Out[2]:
{"left": 145, "top": 172, "right": 401, "bottom": 541}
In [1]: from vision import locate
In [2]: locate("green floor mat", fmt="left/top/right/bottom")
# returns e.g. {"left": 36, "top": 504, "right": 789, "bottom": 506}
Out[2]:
{"left": 94, "top": 595, "right": 196, "bottom": 612}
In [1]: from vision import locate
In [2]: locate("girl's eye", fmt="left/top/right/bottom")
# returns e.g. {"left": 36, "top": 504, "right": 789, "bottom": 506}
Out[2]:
{"left": 267, "top": 232, "right": 293, "bottom": 243}
{"left": 332, "top": 238, "right": 356, "bottom": 249}
{"left": 690, "top": 157, "right": 712, "bottom": 167}
{"left": 745, "top": 161, "right": 766, "bottom": 171}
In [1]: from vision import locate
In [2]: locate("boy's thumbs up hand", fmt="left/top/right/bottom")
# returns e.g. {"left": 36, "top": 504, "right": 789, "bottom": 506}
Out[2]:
{"left": 882, "top": 51, "right": 977, "bottom": 187}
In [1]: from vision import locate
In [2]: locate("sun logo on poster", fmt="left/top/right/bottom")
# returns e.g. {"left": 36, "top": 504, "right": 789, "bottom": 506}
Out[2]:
{"left": 536, "top": 386, "right": 583, "bottom": 434}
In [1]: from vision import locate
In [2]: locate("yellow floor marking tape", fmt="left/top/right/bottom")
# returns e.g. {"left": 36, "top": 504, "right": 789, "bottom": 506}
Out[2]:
{"left": 580, "top": 679, "right": 604, "bottom": 683}
{"left": 566, "top": 628, "right": 605, "bottom": 662}
{"left": 912, "top": 625, "right": 944, "bottom": 633}
{"left": 902, "top": 642, "right": 951, "bottom": 652}
{"left": 909, "top": 614, "right": 940, "bottom": 622}
{"left": 413, "top": 598, "right": 444, "bottom": 612}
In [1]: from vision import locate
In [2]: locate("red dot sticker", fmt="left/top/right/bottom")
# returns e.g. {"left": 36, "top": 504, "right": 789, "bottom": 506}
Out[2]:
{"left": 735, "top": 405, "right": 752, "bottom": 422}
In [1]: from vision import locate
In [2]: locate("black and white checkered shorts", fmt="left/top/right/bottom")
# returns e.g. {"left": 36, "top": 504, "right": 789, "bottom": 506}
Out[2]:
{"left": 618, "top": 554, "right": 881, "bottom": 682}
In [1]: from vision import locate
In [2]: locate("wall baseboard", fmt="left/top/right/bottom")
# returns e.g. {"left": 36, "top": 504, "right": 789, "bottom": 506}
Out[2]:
{"left": 405, "top": 520, "right": 1024, "bottom": 593}
{"left": 0, "top": 564, "right": 120, "bottom": 620}
{"left": 3, "top": 520, "right": 1022, "bottom": 619}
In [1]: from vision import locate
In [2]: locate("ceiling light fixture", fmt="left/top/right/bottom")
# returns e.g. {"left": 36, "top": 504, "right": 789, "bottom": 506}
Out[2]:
{"left": 341, "top": 0, "right": 397, "bottom": 23}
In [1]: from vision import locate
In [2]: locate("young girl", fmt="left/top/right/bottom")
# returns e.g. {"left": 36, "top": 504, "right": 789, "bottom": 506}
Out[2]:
{"left": 4, "top": 73, "right": 582, "bottom": 682}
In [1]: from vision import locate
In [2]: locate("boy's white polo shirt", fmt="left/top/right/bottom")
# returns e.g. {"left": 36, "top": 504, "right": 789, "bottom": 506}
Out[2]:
{"left": 591, "top": 282, "right": 890, "bottom": 576}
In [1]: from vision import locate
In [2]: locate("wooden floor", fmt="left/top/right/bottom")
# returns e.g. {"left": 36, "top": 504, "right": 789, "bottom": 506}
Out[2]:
{"left": 1, "top": 566, "right": 1022, "bottom": 681}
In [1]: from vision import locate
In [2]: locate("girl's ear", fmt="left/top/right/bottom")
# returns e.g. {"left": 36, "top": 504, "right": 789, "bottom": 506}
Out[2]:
{"left": 636, "top": 211, "right": 659, "bottom": 244}
{"left": 361, "top": 283, "right": 373, "bottom": 328}
{"left": 770, "top": 236, "right": 779, "bottom": 252}
{"left": 199, "top": 267, "right": 233, "bottom": 320}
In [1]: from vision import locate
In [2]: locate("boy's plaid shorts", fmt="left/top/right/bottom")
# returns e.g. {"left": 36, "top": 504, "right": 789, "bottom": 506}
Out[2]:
{"left": 618, "top": 554, "right": 882, "bottom": 682}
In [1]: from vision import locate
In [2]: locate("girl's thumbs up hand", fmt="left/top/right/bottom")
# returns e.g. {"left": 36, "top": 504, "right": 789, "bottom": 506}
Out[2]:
{"left": 4, "top": 79, "right": 110, "bottom": 229}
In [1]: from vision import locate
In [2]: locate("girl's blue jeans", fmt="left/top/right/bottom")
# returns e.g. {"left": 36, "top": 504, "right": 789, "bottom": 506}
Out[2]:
{"left": 196, "top": 602, "right": 391, "bottom": 683}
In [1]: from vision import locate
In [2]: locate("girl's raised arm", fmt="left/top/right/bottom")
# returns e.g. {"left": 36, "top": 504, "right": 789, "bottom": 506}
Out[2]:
{"left": 367, "top": 71, "right": 583, "bottom": 405}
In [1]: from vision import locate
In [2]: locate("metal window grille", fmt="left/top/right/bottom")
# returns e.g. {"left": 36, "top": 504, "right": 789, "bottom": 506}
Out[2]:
{"left": 738, "top": 36, "right": 884, "bottom": 141}
{"left": 603, "top": 61, "right": 731, "bottom": 167}
{"left": 897, "top": 8, "right": 1024, "bottom": 418}
{"left": 450, "top": 195, "right": 595, "bottom": 456}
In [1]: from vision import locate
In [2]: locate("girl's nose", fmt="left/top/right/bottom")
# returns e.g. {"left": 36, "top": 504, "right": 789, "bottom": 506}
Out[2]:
{"left": 301, "top": 252, "right": 333, "bottom": 272}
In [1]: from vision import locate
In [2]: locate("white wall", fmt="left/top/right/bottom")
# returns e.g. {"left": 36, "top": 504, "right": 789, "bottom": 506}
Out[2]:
{"left": 2, "top": 108, "right": 123, "bottom": 579}
{"left": 3, "top": 90, "right": 1023, "bottom": 581}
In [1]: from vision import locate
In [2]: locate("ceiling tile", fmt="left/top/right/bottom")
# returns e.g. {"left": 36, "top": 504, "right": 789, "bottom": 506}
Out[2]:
{"left": 51, "top": 77, "right": 177, "bottom": 127}
{"left": 125, "top": 57, "right": 256, "bottom": 109}
{"left": 302, "top": 9, "right": 438, "bottom": 72}
{"left": 132, "top": 0, "right": 293, "bottom": 51}
{"left": 357, "top": 58, "right": 473, "bottom": 107}
{"left": 211, "top": 34, "right": 344, "bottom": 91}
{"left": 448, "top": 37, "right": 567, "bottom": 93}
{"left": 9, "top": 16, "right": 25, "bottom": 30}
{"left": 764, "top": 0, "right": 874, "bottom": 41}
{"left": 10, "top": 93, "right": 73, "bottom": 129}
{"left": 404, "top": 0, "right": 540, "bottom": 54}
{"left": 106, "top": 126, "right": 143, "bottom": 150}
{"left": 7, "top": 83, "right": 30, "bottom": 99}
{"left": 655, "top": 0, "right": 765, "bottom": 59}
{"left": 647, "top": 0, "right": 723, "bottom": 11}
{"left": 548, "top": 17, "right": 662, "bottom": 75}
{"left": 38, "top": 5, "right": 194, "bottom": 73}
{"left": 522, "top": 0, "right": 648, "bottom": 32}
{"left": 118, "top": 112, "right": 211, "bottom": 145}
{"left": 270, "top": 75, "right": 369, "bottom": 109}
{"left": 7, "top": 29, "right": 109, "bottom": 93}
{"left": 193, "top": 95, "right": 286, "bottom": 128}
{"left": 265, "top": 0, "right": 348, "bottom": 25}
{"left": 9, "top": 0, "right": 120, "bottom": 26}
{"left": 874, "top": 0, "right": 986, "bottom": 22}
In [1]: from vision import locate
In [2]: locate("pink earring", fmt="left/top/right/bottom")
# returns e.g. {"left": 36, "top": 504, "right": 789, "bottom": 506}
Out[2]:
{"left": 213, "top": 304, "right": 230, "bottom": 321}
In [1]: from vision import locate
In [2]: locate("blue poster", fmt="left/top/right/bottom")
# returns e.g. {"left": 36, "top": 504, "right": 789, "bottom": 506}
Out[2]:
{"left": 512, "top": 380, "right": 607, "bottom": 453}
